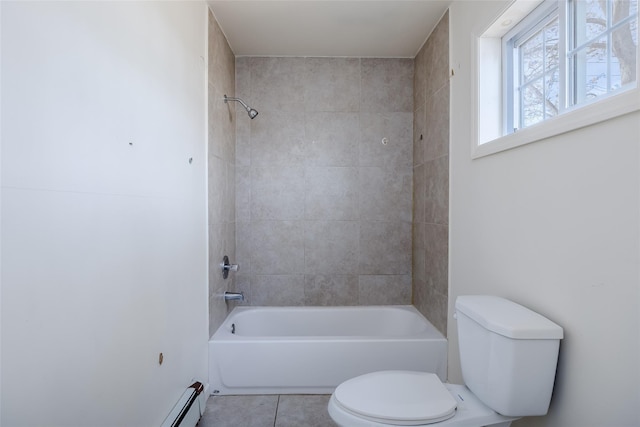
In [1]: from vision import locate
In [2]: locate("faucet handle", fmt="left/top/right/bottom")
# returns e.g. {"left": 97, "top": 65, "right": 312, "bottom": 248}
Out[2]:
{"left": 221, "top": 255, "right": 239, "bottom": 279}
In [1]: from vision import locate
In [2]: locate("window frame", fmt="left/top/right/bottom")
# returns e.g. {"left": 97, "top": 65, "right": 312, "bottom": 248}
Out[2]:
{"left": 503, "top": 0, "right": 562, "bottom": 134}
{"left": 472, "top": 0, "right": 640, "bottom": 159}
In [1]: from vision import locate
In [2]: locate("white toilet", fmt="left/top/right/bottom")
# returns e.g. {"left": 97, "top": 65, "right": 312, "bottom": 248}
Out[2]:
{"left": 328, "top": 295, "right": 563, "bottom": 426}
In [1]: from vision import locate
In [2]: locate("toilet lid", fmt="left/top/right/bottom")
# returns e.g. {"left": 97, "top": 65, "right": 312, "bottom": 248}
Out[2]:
{"left": 334, "top": 371, "right": 457, "bottom": 426}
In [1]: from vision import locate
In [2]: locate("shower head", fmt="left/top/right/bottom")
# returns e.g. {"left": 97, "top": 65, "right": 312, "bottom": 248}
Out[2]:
{"left": 224, "top": 95, "right": 259, "bottom": 119}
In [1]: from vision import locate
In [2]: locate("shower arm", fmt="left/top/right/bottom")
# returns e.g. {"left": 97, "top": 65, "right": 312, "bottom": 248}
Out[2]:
{"left": 224, "top": 95, "right": 250, "bottom": 112}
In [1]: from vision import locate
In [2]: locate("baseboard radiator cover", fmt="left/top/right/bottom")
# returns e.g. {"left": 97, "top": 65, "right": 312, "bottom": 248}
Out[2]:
{"left": 161, "top": 382, "right": 206, "bottom": 427}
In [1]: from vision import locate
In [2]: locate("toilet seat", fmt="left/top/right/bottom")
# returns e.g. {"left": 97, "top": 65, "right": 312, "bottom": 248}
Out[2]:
{"left": 332, "top": 371, "right": 457, "bottom": 426}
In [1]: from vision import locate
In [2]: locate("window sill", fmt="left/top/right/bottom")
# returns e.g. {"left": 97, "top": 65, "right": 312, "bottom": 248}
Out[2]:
{"left": 472, "top": 88, "right": 640, "bottom": 159}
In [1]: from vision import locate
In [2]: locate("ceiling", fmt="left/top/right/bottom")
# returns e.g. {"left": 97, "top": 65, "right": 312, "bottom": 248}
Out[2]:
{"left": 207, "top": 1, "right": 452, "bottom": 58}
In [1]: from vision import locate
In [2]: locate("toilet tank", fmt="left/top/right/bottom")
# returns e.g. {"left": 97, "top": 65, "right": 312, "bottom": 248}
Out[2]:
{"left": 455, "top": 296, "right": 563, "bottom": 417}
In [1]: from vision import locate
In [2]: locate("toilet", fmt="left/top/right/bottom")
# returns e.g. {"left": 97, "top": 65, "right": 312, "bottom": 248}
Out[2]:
{"left": 328, "top": 295, "right": 563, "bottom": 426}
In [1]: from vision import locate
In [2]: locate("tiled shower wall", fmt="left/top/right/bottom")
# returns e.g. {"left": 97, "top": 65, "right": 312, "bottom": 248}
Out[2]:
{"left": 234, "top": 57, "right": 414, "bottom": 306}
{"left": 208, "top": 11, "right": 236, "bottom": 336}
{"left": 412, "top": 11, "right": 450, "bottom": 335}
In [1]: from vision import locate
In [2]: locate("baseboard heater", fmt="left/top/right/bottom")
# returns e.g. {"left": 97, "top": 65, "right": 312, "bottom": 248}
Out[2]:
{"left": 161, "top": 382, "right": 206, "bottom": 427}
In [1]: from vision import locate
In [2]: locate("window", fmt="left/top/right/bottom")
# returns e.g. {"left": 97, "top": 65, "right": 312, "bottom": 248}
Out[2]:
{"left": 505, "top": 3, "right": 561, "bottom": 131}
{"left": 472, "top": 0, "right": 640, "bottom": 157}
{"left": 504, "top": 0, "right": 638, "bottom": 134}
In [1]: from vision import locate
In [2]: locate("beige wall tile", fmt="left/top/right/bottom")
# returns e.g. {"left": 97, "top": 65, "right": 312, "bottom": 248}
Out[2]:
{"left": 304, "top": 275, "right": 359, "bottom": 306}
{"left": 251, "top": 275, "right": 305, "bottom": 306}
{"left": 208, "top": 155, "right": 226, "bottom": 225}
{"left": 304, "top": 221, "right": 359, "bottom": 274}
{"left": 413, "top": 104, "right": 426, "bottom": 166}
{"left": 208, "top": 11, "right": 235, "bottom": 92}
{"left": 424, "top": 83, "right": 450, "bottom": 162}
{"left": 412, "top": 247, "right": 426, "bottom": 284}
{"left": 235, "top": 58, "right": 252, "bottom": 168}
{"left": 304, "top": 57, "right": 360, "bottom": 112}
{"left": 235, "top": 57, "right": 251, "bottom": 99}
{"left": 210, "top": 84, "right": 235, "bottom": 160}
{"left": 414, "top": 43, "right": 428, "bottom": 112}
{"left": 225, "top": 162, "right": 236, "bottom": 222}
{"left": 413, "top": 163, "right": 426, "bottom": 224}
{"left": 424, "top": 155, "right": 449, "bottom": 226}
{"left": 359, "top": 167, "right": 412, "bottom": 222}
{"left": 412, "top": 222, "right": 426, "bottom": 284}
{"left": 305, "top": 166, "right": 359, "bottom": 220}
{"left": 304, "top": 112, "right": 359, "bottom": 167}
{"left": 425, "top": 10, "right": 450, "bottom": 101}
{"left": 412, "top": 277, "right": 426, "bottom": 308}
{"left": 233, "top": 274, "right": 251, "bottom": 305}
{"left": 251, "top": 221, "right": 304, "bottom": 275}
{"left": 424, "top": 282, "right": 448, "bottom": 336}
{"left": 236, "top": 222, "right": 252, "bottom": 274}
{"left": 235, "top": 112, "right": 251, "bottom": 168}
{"left": 361, "top": 58, "right": 414, "bottom": 112}
{"left": 236, "top": 166, "right": 251, "bottom": 222}
{"left": 359, "top": 112, "right": 413, "bottom": 169}
{"left": 359, "top": 221, "right": 411, "bottom": 274}
{"left": 424, "top": 223, "right": 448, "bottom": 296}
{"left": 251, "top": 111, "right": 305, "bottom": 166}
{"left": 250, "top": 57, "right": 306, "bottom": 112}
{"left": 358, "top": 275, "right": 411, "bottom": 305}
{"left": 251, "top": 165, "right": 305, "bottom": 220}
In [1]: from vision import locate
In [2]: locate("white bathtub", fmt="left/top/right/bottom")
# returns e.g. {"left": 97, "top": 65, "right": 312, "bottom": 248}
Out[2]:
{"left": 209, "top": 305, "right": 447, "bottom": 395}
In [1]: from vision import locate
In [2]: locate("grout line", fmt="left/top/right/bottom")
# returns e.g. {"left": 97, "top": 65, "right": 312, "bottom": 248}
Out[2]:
{"left": 273, "top": 395, "right": 280, "bottom": 427}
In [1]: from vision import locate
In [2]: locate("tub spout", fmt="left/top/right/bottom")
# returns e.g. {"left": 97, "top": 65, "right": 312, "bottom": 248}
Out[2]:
{"left": 224, "top": 291, "right": 244, "bottom": 302}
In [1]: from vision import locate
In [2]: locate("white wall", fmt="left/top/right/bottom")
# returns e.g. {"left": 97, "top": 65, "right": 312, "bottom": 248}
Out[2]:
{"left": 1, "top": 2, "right": 209, "bottom": 426}
{"left": 449, "top": 2, "right": 640, "bottom": 427}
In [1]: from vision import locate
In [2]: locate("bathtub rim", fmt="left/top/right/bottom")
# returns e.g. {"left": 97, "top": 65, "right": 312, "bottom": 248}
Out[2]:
{"left": 210, "top": 304, "right": 445, "bottom": 341}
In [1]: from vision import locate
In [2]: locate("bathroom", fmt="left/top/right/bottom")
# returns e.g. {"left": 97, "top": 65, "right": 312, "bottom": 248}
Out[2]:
{"left": 1, "top": 1, "right": 638, "bottom": 427}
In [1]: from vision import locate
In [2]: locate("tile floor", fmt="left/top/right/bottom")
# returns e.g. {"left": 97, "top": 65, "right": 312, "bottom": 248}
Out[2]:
{"left": 199, "top": 394, "right": 338, "bottom": 427}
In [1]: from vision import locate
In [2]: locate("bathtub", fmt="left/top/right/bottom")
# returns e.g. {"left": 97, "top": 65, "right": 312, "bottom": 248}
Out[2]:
{"left": 208, "top": 305, "right": 447, "bottom": 395}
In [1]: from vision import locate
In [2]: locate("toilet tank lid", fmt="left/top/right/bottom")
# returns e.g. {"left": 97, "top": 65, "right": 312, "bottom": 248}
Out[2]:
{"left": 455, "top": 296, "right": 564, "bottom": 339}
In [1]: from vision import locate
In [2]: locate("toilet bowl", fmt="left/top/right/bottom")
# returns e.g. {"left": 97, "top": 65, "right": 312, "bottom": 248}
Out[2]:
{"left": 327, "top": 371, "right": 516, "bottom": 427}
{"left": 328, "top": 296, "right": 563, "bottom": 427}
